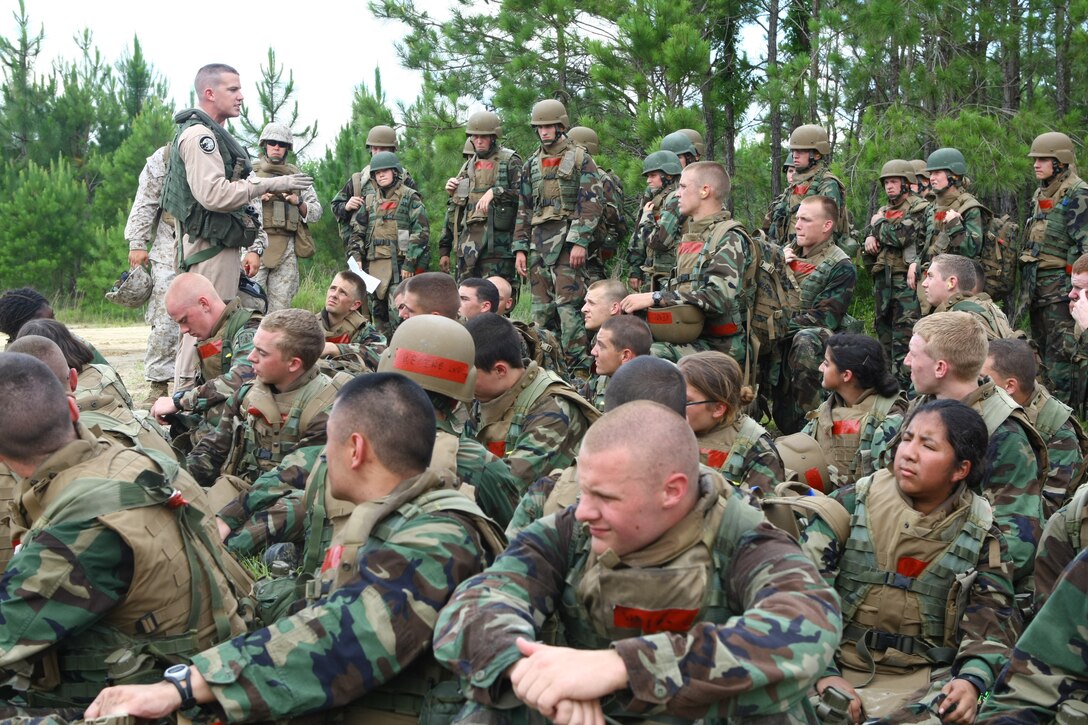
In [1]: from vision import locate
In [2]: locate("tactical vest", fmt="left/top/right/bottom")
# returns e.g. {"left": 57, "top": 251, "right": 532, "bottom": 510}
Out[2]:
{"left": 927, "top": 188, "right": 984, "bottom": 259}
{"left": 196, "top": 299, "right": 258, "bottom": 383}
{"left": 322, "top": 309, "right": 369, "bottom": 345}
{"left": 474, "top": 363, "right": 600, "bottom": 459}
{"left": 939, "top": 293, "right": 1018, "bottom": 340}
{"left": 1025, "top": 171, "right": 1087, "bottom": 267}
{"left": 810, "top": 390, "right": 904, "bottom": 484}
{"left": 697, "top": 416, "right": 766, "bottom": 485}
{"left": 1063, "top": 482, "right": 1088, "bottom": 553}
{"left": 253, "top": 157, "right": 303, "bottom": 234}
{"left": 528, "top": 138, "right": 585, "bottom": 225}
{"left": 160, "top": 108, "right": 256, "bottom": 250}
{"left": 1027, "top": 386, "right": 1077, "bottom": 441}
{"left": 362, "top": 182, "right": 415, "bottom": 261}
{"left": 76, "top": 363, "right": 135, "bottom": 411}
{"left": 641, "top": 185, "right": 679, "bottom": 275}
{"left": 669, "top": 212, "right": 749, "bottom": 339}
{"left": 15, "top": 441, "right": 246, "bottom": 705}
{"left": 789, "top": 240, "right": 850, "bottom": 312}
{"left": 461, "top": 147, "right": 516, "bottom": 225}
{"left": 836, "top": 471, "right": 995, "bottom": 674}
{"left": 779, "top": 165, "right": 847, "bottom": 239}
{"left": 513, "top": 321, "right": 569, "bottom": 379}
{"left": 232, "top": 370, "right": 344, "bottom": 480}
{"left": 318, "top": 470, "right": 506, "bottom": 718}
{"left": 873, "top": 195, "right": 927, "bottom": 273}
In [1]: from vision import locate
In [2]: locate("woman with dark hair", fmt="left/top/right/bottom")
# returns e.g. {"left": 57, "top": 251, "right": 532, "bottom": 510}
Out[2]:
{"left": 677, "top": 351, "right": 784, "bottom": 496}
{"left": 802, "top": 400, "right": 1017, "bottom": 724}
{"left": 0, "top": 287, "right": 53, "bottom": 343}
{"left": 801, "top": 332, "right": 908, "bottom": 489}
{"left": 18, "top": 319, "right": 134, "bottom": 411}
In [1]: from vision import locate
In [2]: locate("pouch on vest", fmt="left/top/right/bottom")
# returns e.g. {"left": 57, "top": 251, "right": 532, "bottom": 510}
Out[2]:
{"left": 294, "top": 223, "right": 316, "bottom": 258}
{"left": 493, "top": 200, "right": 517, "bottom": 233}
{"left": 206, "top": 474, "right": 251, "bottom": 513}
{"left": 398, "top": 228, "right": 411, "bottom": 256}
{"left": 418, "top": 679, "right": 468, "bottom": 725}
{"left": 371, "top": 258, "right": 394, "bottom": 299}
{"left": 262, "top": 232, "right": 291, "bottom": 269}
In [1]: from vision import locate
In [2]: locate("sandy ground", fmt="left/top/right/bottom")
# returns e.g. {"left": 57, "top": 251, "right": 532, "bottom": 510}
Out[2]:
{"left": 72, "top": 324, "right": 156, "bottom": 403}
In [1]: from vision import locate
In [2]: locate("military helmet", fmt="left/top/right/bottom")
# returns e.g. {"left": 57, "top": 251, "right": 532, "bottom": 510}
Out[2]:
{"left": 926, "top": 147, "right": 968, "bottom": 176}
{"left": 365, "top": 124, "right": 398, "bottom": 149}
{"left": 105, "top": 265, "right": 153, "bottom": 308}
{"left": 911, "top": 159, "right": 930, "bottom": 181}
{"left": 1028, "top": 131, "right": 1077, "bottom": 165}
{"left": 782, "top": 156, "right": 796, "bottom": 169}
{"left": 462, "top": 139, "right": 475, "bottom": 156}
{"left": 879, "top": 159, "right": 914, "bottom": 183}
{"left": 259, "top": 122, "right": 293, "bottom": 148}
{"left": 567, "top": 126, "right": 599, "bottom": 155}
{"left": 237, "top": 274, "right": 269, "bottom": 314}
{"left": 642, "top": 150, "right": 683, "bottom": 177}
{"left": 775, "top": 432, "right": 832, "bottom": 493}
{"left": 466, "top": 110, "right": 502, "bottom": 139}
{"left": 530, "top": 99, "right": 568, "bottom": 128}
{"left": 678, "top": 129, "right": 706, "bottom": 157}
{"left": 369, "top": 151, "right": 402, "bottom": 173}
{"left": 788, "top": 124, "right": 832, "bottom": 156}
{"left": 646, "top": 304, "right": 705, "bottom": 344}
{"left": 378, "top": 315, "right": 478, "bottom": 402}
{"left": 662, "top": 131, "right": 698, "bottom": 158}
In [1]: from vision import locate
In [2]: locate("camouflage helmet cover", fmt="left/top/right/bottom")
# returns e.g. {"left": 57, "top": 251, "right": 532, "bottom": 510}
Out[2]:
{"left": 378, "top": 315, "right": 478, "bottom": 402}
{"left": 104, "top": 265, "right": 153, "bottom": 308}
{"left": 259, "top": 122, "right": 293, "bottom": 148}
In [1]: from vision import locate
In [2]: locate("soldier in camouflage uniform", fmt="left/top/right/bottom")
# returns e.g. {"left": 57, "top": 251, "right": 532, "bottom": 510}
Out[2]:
{"left": 661, "top": 129, "right": 701, "bottom": 168}
{"left": 975, "top": 545, "right": 1088, "bottom": 722}
{"left": 910, "top": 159, "right": 931, "bottom": 197}
{"left": 862, "top": 159, "right": 927, "bottom": 386}
{"left": 513, "top": 99, "right": 603, "bottom": 381}
{"left": 439, "top": 111, "right": 522, "bottom": 285}
{"left": 983, "top": 338, "right": 1086, "bottom": 520}
{"left": 1065, "top": 255, "right": 1088, "bottom": 418}
{"left": 250, "top": 123, "right": 322, "bottom": 312}
{"left": 1019, "top": 131, "right": 1088, "bottom": 403}
{"left": 317, "top": 270, "right": 386, "bottom": 373}
{"left": 922, "top": 254, "right": 1018, "bottom": 340}
{"left": 86, "top": 373, "right": 505, "bottom": 724}
{"left": 187, "top": 309, "right": 337, "bottom": 487}
{"left": 678, "top": 351, "right": 784, "bottom": 496}
{"left": 622, "top": 162, "right": 754, "bottom": 367}
{"left": 464, "top": 313, "right": 598, "bottom": 492}
{"left": 772, "top": 195, "right": 858, "bottom": 435}
{"left": 580, "top": 315, "right": 651, "bottom": 411}
{"left": 568, "top": 125, "right": 628, "bottom": 280}
{"left": 768, "top": 124, "right": 853, "bottom": 254}
{"left": 879, "top": 313, "right": 1046, "bottom": 596}
{"left": 123, "top": 145, "right": 179, "bottom": 402}
{"left": 434, "top": 401, "right": 841, "bottom": 723}
{"left": 329, "top": 124, "right": 417, "bottom": 247}
{"left": 0, "top": 353, "right": 250, "bottom": 712}
{"left": 345, "top": 151, "right": 428, "bottom": 337}
{"left": 150, "top": 273, "right": 260, "bottom": 447}
{"left": 909, "top": 148, "right": 986, "bottom": 291}
{"left": 1031, "top": 480, "right": 1088, "bottom": 612}
{"left": 803, "top": 399, "right": 1018, "bottom": 724}
{"left": 626, "top": 150, "right": 684, "bottom": 292}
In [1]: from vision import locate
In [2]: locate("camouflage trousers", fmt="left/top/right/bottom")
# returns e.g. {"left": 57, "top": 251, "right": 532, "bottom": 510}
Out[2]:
{"left": 1030, "top": 269, "right": 1075, "bottom": 402}
{"left": 873, "top": 268, "right": 920, "bottom": 389}
{"left": 773, "top": 328, "right": 831, "bottom": 435}
{"left": 144, "top": 259, "right": 179, "bottom": 382}
{"left": 456, "top": 224, "right": 517, "bottom": 287}
{"left": 253, "top": 239, "right": 300, "bottom": 313}
{"left": 529, "top": 245, "right": 590, "bottom": 380}
{"left": 653, "top": 334, "right": 747, "bottom": 371}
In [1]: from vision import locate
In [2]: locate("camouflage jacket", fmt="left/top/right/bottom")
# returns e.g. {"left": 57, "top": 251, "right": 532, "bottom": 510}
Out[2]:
{"left": 976, "top": 546, "right": 1088, "bottom": 723}
{"left": 786, "top": 240, "right": 857, "bottom": 334}
{"left": 190, "top": 470, "right": 497, "bottom": 722}
{"left": 801, "top": 475, "right": 1018, "bottom": 691}
{"left": 330, "top": 165, "right": 418, "bottom": 242}
{"left": 434, "top": 474, "right": 841, "bottom": 722}
{"left": 1031, "top": 481, "right": 1088, "bottom": 611}
{"left": 862, "top": 192, "right": 928, "bottom": 273}
{"left": 627, "top": 183, "right": 681, "bottom": 287}
{"left": 318, "top": 309, "right": 386, "bottom": 372}
{"left": 597, "top": 168, "right": 629, "bottom": 254}
{"left": 347, "top": 180, "right": 429, "bottom": 276}
{"left": 513, "top": 136, "right": 602, "bottom": 263}
{"left": 768, "top": 163, "right": 847, "bottom": 248}
{"left": 920, "top": 187, "right": 985, "bottom": 266}
{"left": 1022, "top": 383, "right": 1086, "bottom": 520}
{"left": 933, "top": 292, "right": 1017, "bottom": 340}
{"left": 578, "top": 371, "right": 609, "bottom": 412}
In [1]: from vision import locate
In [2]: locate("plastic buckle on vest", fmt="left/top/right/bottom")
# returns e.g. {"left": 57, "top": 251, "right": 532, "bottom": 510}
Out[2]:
{"left": 864, "top": 629, "right": 914, "bottom": 654}
{"left": 885, "top": 571, "right": 914, "bottom": 590}
{"left": 257, "top": 448, "right": 274, "bottom": 460}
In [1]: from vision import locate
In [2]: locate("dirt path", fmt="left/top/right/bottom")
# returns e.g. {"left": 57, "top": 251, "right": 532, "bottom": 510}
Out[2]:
{"left": 72, "top": 324, "right": 154, "bottom": 403}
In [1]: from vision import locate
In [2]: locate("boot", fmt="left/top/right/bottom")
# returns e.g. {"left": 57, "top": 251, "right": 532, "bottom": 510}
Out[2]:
{"left": 141, "top": 380, "right": 169, "bottom": 410}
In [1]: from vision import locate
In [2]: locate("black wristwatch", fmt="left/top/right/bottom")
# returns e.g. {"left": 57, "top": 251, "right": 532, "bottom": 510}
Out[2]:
{"left": 172, "top": 389, "right": 186, "bottom": 411}
{"left": 652, "top": 291, "right": 665, "bottom": 308}
{"left": 164, "top": 663, "right": 197, "bottom": 709}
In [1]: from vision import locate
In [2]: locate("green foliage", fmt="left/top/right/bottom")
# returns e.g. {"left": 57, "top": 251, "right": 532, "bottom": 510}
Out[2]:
{"left": 238, "top": 47, "right": 319, "bottom": 158}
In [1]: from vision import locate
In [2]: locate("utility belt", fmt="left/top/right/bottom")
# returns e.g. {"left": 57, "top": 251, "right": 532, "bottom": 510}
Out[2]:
{"left": 842, "top": 623, "right": 954, "bottom": 666}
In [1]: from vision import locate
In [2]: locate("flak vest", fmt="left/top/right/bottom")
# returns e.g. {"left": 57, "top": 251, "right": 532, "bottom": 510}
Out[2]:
{"left": 669, "top": 211, "right": 750, "bottom": 339}
{"left": 253, "top": 158, "right": 307, "bottom": 268}
{"left": 809, "top": 390, "right": 904, "bottom": 484}
{"left": 778, "top": 165, "right": 847, "bottom": 237}
{"left": 936, "top": 292, "right": 1017, "bottom": 340}
{"left": 232, "top": 369, "right": 342, "bottom": 480}
{"left": 460, "top": 147, "right": 517, "bottom": 228}
{"left": 789, "top": 240, "right": 849, "bottom": 313}
{"left": 697, "top": 416, "right": 767, "bottom": 483}
{"left": 361, "top": 182, "right": 414, "bottom": 261}
{"left": 873, "top": 195, "right": 927, "bottom": 274}
{"left": 196, "top": 299, "right": 259, "bottom": 383}
{"left": 1025, "top": 170, "right": 1087, "bottom": 269}
{"left": 927, "top": 187, "right": 984, "bottom": 259}
{"left": 161, "top": 108, "right": 256, "bottom": 258}
{"left": 528, "top": 138, "right": 585, "bottom": 225}
{"left": 319, "top": 469, "right": 506, "bottom": 720}
{"left": 1025, "top": 385, "right": 1088, "bottom": 511}
{"left": 473, "top": 362, "right": 600, "bottom": 459}
{"left": 76, "top": 363, "right": 134, "bottom": 411}
{"left": 559, "top": 474, "right": 771, "bottom": 724}
{"left": 13, "top": 435, "right": 247, "bottom": 705}
{"left": 836, "top": 471, "right": 996, "bottom": 675}
{"left": 321, "top": 309, "right": 369, "bottom": 345}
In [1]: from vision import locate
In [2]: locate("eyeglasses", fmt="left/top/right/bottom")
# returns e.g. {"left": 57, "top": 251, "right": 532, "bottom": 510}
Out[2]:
{"left": 686, "top": 400, "right": 714, "bottom": 407}
{"left": 265, "top": 140, "right": 290, "bottom": 148}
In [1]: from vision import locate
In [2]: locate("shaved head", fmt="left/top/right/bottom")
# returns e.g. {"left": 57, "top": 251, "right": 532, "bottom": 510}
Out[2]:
{"left": 6, "top": 335, "right": 70, "bottom": 384}
{"left": 0, "top": 352, "right": 76, "bottom": 463}
{"left": 166, "top": 273, "right": 220, "bottom": 309}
